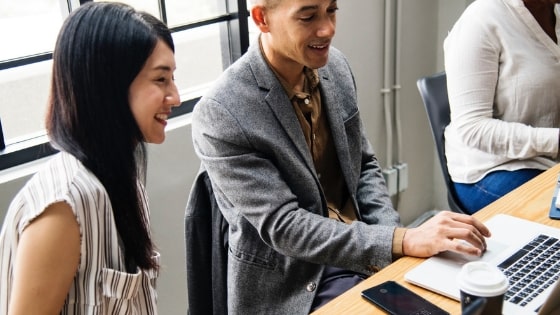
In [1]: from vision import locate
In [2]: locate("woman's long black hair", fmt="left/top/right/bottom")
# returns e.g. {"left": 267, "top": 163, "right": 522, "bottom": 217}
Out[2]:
{"left": 46, "top": 2, "right": 174, "bottom": 271}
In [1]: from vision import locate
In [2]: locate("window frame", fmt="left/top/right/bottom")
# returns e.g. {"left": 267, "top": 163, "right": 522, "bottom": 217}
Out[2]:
{"left": 0, "top": 0, "right": 250, "bottom": 171}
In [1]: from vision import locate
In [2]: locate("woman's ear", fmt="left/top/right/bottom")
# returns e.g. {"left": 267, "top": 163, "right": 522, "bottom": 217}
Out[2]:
{"left": 251, "top": 5, "right": 270, "bottom": 33}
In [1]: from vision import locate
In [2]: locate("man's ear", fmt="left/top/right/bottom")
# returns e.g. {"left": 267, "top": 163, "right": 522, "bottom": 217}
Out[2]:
{"left": 251, "top": 5, "right": 270, "bottom": 33}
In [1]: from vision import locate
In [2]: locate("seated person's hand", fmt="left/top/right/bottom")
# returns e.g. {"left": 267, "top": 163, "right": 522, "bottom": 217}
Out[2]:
{"left": 402, "top": 211, "right": 490, "bottom": 258}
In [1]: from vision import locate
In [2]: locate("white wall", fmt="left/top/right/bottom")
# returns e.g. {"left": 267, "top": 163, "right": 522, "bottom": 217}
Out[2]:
{"left": 0, "top": 1, "right": 470, "bottom": 313}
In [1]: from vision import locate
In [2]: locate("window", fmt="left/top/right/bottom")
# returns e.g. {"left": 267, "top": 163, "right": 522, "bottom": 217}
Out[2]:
{"left": 0, "top": 0, "right": 64, "bottom": 61}
{"left": 165, "top": 0, "right": 225, "bottom": 26}
{"left": 0, "top": 0, "right": 250, "bottom": 170}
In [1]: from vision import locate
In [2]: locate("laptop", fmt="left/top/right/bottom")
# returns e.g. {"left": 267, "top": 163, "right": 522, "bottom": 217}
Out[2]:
{"left": 404, "top": 214, "right": 560, "bottom": 315}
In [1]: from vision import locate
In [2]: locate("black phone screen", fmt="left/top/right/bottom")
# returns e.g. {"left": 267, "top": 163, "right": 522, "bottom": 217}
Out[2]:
{"left": 361, "top": 281, "right": 449, "bottom": 315}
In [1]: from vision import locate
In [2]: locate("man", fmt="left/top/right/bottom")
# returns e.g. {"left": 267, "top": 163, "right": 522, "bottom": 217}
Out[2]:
{"left": 190, "top": 0, "right": 490, "bottom": 313}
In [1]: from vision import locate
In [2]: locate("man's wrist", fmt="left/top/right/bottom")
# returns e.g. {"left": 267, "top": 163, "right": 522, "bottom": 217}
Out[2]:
{"left": 392, "top": 227, "right": 407, "bottom": 259}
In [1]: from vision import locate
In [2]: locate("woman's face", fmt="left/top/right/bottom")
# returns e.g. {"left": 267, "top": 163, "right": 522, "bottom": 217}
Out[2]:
{"left": 129, "top": 40, "right": 179, "bottom": 144}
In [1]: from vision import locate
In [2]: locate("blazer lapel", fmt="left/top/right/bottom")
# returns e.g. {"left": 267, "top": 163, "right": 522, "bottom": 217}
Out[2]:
{"left": 247, "top": 44, "right": 355, "bottom": 190}
{"left": 248, "top": 46, "right": 316, "bottom": 171}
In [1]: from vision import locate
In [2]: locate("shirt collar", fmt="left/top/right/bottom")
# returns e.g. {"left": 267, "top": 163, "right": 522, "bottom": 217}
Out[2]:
{"left": 258, "top": 35, "right": 320, "bottom": 99}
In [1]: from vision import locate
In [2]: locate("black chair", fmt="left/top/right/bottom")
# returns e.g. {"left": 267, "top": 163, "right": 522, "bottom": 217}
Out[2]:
{"left": 185, "top": 170, "right": 229, "bottom": 315}
{"left": 416, "top": 72, "right": 466, "bottom": 214}
{"left": 0, "top": 117, "right": 5, "bottom": 150}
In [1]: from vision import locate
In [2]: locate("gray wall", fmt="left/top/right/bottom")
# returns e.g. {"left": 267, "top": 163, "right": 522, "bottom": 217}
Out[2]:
{"left": 0, "top": 1, "right": 470, "bottom": 313}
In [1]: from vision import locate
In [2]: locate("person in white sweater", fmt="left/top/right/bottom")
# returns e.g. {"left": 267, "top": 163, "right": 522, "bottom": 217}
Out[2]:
{"left": 444, "top": 0, "right": 560, "bottom": 214}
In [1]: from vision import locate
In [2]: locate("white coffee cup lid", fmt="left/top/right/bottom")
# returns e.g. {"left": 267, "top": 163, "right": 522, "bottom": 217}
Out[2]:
{"left": 457, "top": 261, "right": 509, "bottom": 297}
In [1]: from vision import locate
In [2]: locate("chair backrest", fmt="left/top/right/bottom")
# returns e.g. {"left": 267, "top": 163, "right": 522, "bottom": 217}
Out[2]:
{"left": 185, "top": 170, "right": 228, "bottom": 315}
{"left": 0, "top": 117, "right": 5, "bottom": 150}
{"left": 416, "top": 72, "right": 465, "bottom": 213}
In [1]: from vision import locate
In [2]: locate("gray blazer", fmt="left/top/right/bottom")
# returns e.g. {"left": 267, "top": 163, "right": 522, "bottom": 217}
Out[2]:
{"left": 191, "top": 43, "right": 402, "bottom": 314}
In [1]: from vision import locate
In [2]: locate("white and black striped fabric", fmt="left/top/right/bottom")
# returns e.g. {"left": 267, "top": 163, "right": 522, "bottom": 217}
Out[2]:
{"left": 0, "top": 152, "right": 159, "bottom": 314}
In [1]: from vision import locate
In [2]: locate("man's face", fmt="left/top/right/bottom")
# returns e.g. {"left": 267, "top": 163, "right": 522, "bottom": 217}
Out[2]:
{"left": 262, "top": 0, "right": 338, "bottom": 71}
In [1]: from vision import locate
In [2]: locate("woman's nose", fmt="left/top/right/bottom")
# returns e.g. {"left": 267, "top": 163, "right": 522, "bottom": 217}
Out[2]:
{"left": 166, "top": 85, "right": 180, "bottom": 107}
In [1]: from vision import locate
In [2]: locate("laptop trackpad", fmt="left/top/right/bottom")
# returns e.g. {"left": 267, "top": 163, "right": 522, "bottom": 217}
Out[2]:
{"left": 404, "top": 238, "right": 508, "bottom": 300}
{"left": 438, "top": 238, "right": 508, "bottom": 264}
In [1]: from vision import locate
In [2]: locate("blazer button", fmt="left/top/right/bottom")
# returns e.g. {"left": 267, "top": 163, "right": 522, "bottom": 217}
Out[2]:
{"left": 306, "top": 282, "right": 317, "bottom": 292}
{"left": 367, "top": 265, "right": 381, "bottom": 273}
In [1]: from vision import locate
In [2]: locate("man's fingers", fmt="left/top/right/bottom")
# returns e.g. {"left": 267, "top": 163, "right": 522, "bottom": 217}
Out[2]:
{"left": 452, "top": 239, "right": 484, "bottom": 257}
{"left": 441, "top": 211, "right": 491, "bottom": 236}
{"left": 404, "top": 211, "right": 491, "bottom": 257}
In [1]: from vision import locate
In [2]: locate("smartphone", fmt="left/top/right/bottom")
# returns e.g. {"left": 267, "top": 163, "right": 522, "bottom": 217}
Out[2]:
{"left": 361, "top": 281, "right": 449, "bottom": 315}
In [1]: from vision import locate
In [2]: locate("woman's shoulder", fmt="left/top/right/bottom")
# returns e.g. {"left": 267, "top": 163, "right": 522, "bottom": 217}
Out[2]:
{"left": 39, "top": 152, "right": 105, "bottom": 196}
{"left": 446, "top": 0, "right": 513, "bottom": 45}
{"left": 461, "top": 0, "right": 516, "bottom": 21}
{"left": 13, "top": 152, "right": 109, "bottom": 220}
{"left": 0, "top": 152, "right": 110, "bottom": 247}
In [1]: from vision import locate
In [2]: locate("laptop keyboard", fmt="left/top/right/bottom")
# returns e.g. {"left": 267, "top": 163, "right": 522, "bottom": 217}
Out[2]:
{"left": 497, "top": 234, "right": 560, "bottom": 306}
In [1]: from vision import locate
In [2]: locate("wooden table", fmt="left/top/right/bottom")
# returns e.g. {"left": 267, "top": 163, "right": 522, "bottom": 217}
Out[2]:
{"left": 312, "top": 164, "right": 560, "bottom": 315}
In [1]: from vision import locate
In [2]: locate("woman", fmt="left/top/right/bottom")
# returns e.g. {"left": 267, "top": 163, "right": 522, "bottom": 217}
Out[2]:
{"left": 444, "top": 0, "right": 560, "bottom": 214}
{"left": 0, "top": 2, "right": 179, "bottom": 314}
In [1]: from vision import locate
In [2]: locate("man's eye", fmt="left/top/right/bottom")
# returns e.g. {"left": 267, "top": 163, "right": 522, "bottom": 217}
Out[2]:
{"left": 300, "top": 15, "right": 314, "bottom": 22}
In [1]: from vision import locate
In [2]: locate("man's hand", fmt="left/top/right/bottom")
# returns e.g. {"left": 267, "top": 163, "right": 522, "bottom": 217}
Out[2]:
{"left": 402, "top": 211, "right": 490, "bottom": 258}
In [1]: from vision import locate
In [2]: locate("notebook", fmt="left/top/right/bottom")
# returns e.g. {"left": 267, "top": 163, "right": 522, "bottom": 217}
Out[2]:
{"left": 404, "top": 214, "right": 560, "bottom": 315}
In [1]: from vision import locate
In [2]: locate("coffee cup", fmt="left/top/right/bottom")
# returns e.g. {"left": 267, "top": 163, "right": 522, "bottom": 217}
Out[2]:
{"left": 457, "top": 261, "right": 509, "bottom": 315}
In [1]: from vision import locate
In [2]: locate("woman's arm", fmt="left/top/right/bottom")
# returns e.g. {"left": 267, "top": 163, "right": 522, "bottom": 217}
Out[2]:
{"left": 8, "top": 202, "right": 80, "bottom": 315}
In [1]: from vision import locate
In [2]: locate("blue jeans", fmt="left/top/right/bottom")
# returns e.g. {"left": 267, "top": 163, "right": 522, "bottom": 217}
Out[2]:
{"left": 453, "top": 168, "right": 544, "bottom": 214}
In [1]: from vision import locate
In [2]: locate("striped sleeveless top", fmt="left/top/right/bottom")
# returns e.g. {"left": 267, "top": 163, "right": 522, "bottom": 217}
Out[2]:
{"left": 0, "top": 152, "right": 159, "bottom": 314}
